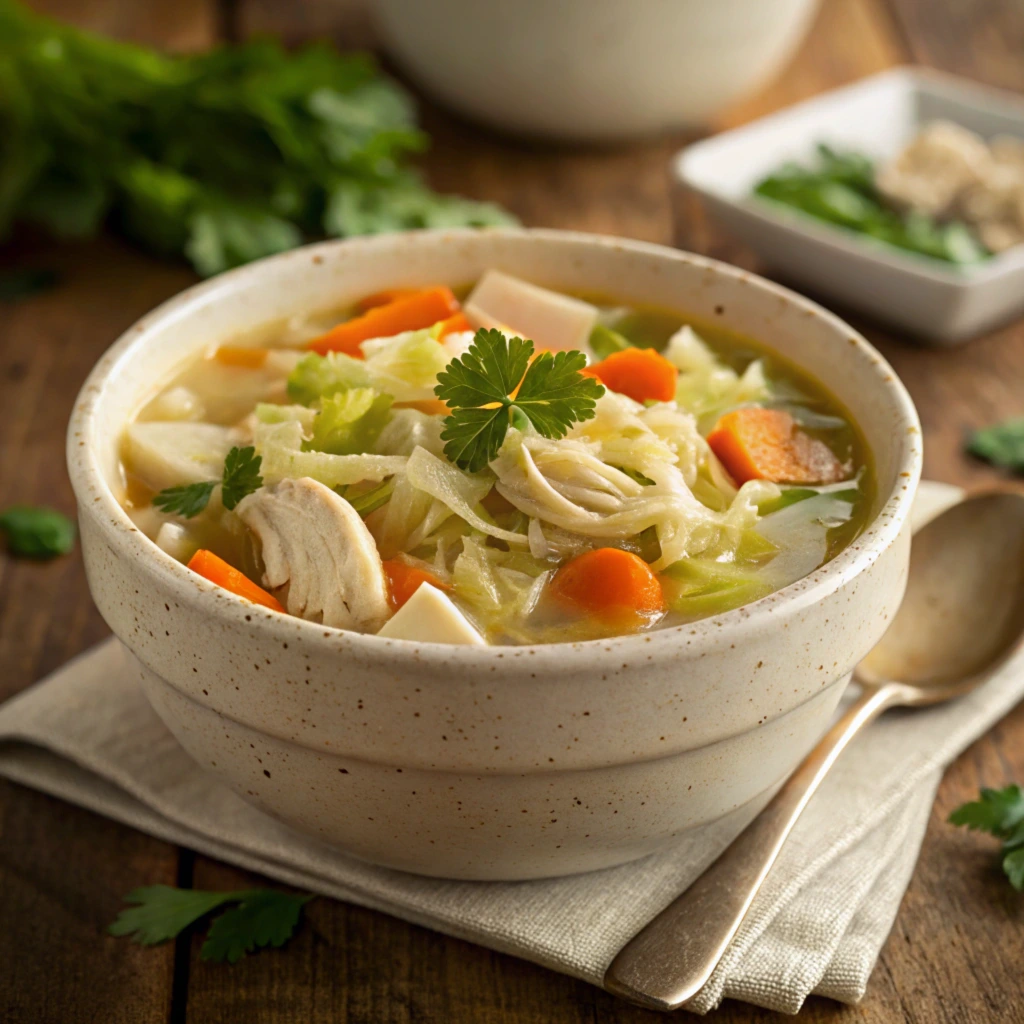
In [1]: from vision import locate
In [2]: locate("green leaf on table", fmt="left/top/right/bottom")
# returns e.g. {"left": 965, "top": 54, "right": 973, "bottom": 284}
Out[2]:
{"left": 0, "top": 505, "right": 76, "bottom": 558}
{"left": 950, "top": 785, "right": 1024, "bottom": 837}
{"left": 0, "top": 268, "right": 60, "bottom": 302}
{"left": 109, "top": 886, "right": 239, "bottom": 946}
{"left": 110, "top": 885, "right": 313, "bottom": 960}
{"left": 950, "top": 785, "right": 1024, "bottom": 891}
{"left": 967, "top": 419, "right": 1024, "bottom": 473}
{"left": 200, "top": 890, "right": 311, "bottom": 964}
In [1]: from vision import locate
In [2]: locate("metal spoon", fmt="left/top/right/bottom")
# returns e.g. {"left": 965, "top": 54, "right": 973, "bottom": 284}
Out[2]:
{"left": 605, "top": 491, "right": 1024, "bottom": 1012}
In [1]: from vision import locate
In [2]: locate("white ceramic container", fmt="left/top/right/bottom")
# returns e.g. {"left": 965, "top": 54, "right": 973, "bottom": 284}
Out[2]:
{"left": 373, "top": 0, "right": 821, "bottom": 141}
{"left": 676, "top": 68, "right": 1024, "bottom": 344}
{"left": 67, "top": 229, "right": 921, "bottom": 880}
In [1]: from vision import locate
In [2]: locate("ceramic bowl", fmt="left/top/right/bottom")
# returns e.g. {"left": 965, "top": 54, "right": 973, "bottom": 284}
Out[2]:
{"left": 67, "top": 229, "right": 921, "bottom": 880}
{"left": 372, "top": 0, "right": 821, "bottom": 141}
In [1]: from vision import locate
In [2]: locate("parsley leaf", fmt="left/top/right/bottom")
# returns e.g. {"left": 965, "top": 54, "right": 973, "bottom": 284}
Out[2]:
{"left": 0, "top": 268, "right": 60, "bottom": 302}
{"left": 152, "top": 446, "right": 262, "bottom": 518}
{"left": 110, "top": 885, "right": 313, "bottom": 961}
{"left": 200, "top": 890, "right": 311, "bottom": 964}
{"left": 0, "top": 505, "right": 76, "bottom": 558}
{"left": 0, "top": 4, "right": 515, "bottom": 276}
{"left": 109, "top": 886, "right": 239, "bottom": 946}
{"left": 949, "top": 785, "right": 1024, "bottom": 891}
{"left": 152, "top": 481, "right": 217, "bottom": 518}
{"left": 435, "top": 329, "right": 604, "bottom": 472}
{"left": 220, "top": 446, "right": 263, "bottom": 511}
{"left": 967, "top": 419, "right": 1024, "bottom": 473}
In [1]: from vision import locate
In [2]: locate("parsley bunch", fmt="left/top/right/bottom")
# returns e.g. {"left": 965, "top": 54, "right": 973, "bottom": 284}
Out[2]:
{"left": 153, "top": 446, "right": 263, "bottom": 518}
{"left": 435, "top": 328, "right": 605, "bottom": 472}
{"left": 0, "top": 0, "right": 514, "bottom": 276}
{"left": 950, "top": 784, "right": 1024, "bottom": 891}
{"left": 967, "top": 418, "right": 1024, "bottom": 474}
{"left": 110, "top": 885, "right": 312, "bottom": 963}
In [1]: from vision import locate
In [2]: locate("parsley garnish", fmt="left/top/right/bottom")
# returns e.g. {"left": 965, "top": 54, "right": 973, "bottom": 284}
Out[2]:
{"left": 434, "top": 328, "right": 604, "bottom": 472}
{"left": 0, "top": 505, "right": 76, "bottom": 558}
{"left": 152, "top": 446, "right": 262, "bottom": 518}
{"left": 949, "top": 784, "right": 1024, "bottom": 891}
{"left": 967, "top": 418, "right": 1024, "bottom": 474}
{"left": 109, "top": 885, "right": 312, "bottom": 963}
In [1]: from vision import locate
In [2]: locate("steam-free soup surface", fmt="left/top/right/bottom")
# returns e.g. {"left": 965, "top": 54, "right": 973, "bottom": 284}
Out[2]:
{"left": 120, "top": 272, "right": 872, "bottom": 645}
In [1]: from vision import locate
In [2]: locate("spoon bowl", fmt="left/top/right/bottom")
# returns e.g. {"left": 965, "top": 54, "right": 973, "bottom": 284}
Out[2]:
{"left": 606, "top": 490, "right": 1024, "bottom": 1011}
{"left": 857, "top": 492, "right": 1024, "bottom": 700}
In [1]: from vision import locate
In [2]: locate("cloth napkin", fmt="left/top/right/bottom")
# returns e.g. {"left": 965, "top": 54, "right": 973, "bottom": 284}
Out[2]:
{"left": 1, "top": 481, "right": 1020, "bottom": 1015}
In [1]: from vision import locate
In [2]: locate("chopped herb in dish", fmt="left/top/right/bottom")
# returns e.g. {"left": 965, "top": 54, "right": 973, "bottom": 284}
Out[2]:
{"left": 754, "top": 140, "right": 990, "bottom": 265}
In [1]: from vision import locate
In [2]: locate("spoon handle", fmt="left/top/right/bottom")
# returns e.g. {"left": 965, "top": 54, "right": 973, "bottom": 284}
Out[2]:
{"left": 603, "top": 683, "right": 904, "bottom": 1012}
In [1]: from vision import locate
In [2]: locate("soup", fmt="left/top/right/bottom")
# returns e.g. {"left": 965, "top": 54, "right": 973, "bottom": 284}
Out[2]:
{"left": 119, "top": 270, "right": 873, "bottom": 645}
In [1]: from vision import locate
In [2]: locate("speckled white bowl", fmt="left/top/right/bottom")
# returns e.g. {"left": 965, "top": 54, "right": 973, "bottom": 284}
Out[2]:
{"left": 67, "top": 229, "right": 921, "bottom": 880}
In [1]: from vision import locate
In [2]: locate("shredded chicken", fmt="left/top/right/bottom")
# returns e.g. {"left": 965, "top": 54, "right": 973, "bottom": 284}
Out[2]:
{"left": 236, "top": 477, "right": 390, "bottom": 631}
{"left": 877, "top": 120, "right": 1024, "bottom": 253}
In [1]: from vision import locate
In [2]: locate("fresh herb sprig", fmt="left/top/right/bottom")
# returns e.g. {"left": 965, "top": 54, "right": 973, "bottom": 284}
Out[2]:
{"left": 434, "top": 328, "right": 604, "bottom": 472}
{"left": 153, "top": 445, "right": 262, "bottom": 518}
{"left": 949, "top": 784, "right": 1024, "bottom": 891}
{"left": 0, "top": 1, "right": 514, "bottom": 277}
{"left": 0, "top": 505, "right": 76, "bottom": 558}
{"left": 109, "top": 885, "right": 313, "bottom": 963}
{"left": 967, "top": 418, "right": 1024, "bottom": 474}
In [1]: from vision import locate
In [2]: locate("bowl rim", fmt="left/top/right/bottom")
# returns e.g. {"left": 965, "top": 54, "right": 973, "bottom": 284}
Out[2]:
{"left": 67, "top": 227, "right": 922, "bottom": 667}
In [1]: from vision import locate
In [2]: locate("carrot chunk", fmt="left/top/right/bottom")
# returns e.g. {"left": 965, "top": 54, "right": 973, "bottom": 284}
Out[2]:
{"left": 583, "top": 347, "right": 678, "bottom": 403}
{"left": 382, "top": 559, "right": 449, "bottom": 611}
{"left": 356, "top": 288, "right": 419, "bottom": 312}
{"left": 308, "top": 287, "right": 460, "bottom": 357}
{"left": 435, "top": 311, "right": 473, "bottom": 338}
{"left": 549, "top": 548, "right": 665, "bottom": 626}
{"left": 213, "top": 345, "right": 268, "bottom": 369}
{"left": 187, "top": 549, "right": 285, "bottom": 613}
{"left": 707, "top": 408, "right": 848, "bottom": 485}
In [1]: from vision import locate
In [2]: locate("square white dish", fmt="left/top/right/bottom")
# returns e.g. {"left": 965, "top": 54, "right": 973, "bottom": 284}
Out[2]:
{"left": 675, "top": 67, "right": 1024, "bottom": 345}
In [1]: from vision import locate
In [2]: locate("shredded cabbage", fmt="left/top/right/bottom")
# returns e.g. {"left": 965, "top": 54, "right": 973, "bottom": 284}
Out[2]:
{"left": 361, "top": 328, "right": 451, "bottom": 402}
{"left": 286, "top": 351, "right": 370, "bottom": 404}
{"left": 666, "top": 326, "right": 770, "bottom": 430}
{"left": 255, "top": 419, "right": 406, "bottom": 488}
{"left": 374, "top": 407, "right": 445, "bottom": 457}
{"left": 307, "top": 388, "right": 392, "bottom": 455}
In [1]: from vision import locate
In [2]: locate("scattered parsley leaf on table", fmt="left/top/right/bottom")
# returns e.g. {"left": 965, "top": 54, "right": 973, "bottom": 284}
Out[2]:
{"left": 966, "top": 419, "right": 1024, "bottom": 473}
{"left": 110, "top": 885, "right": 313, "bottom": 962}
{"left": 0, "top": 268, "right": 59, "bottom": 302}
{"left": 949, "top": 784, "right": 1024, "bottom": 891}
{"left": 435, "top": 328, "right": 605, "bottom": 472}
{"left": 0, "top": 505, "right": 76, "bottom": 558}
{"left": 152, "top": 446, "right": 262, "bottom": 518}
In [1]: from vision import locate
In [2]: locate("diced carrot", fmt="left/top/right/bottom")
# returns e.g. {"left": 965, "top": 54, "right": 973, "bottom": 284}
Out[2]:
{"left": 707, "top": 408, "right": 848, "bottom": 485}
{"left": 213, "top": 345, "right": 269, "bottom": 369}
{"left": 356, "top": 288, "right": 419, "bottom": 312}
{"left": 382, "top": 559, "right": 449, "bottom": 611}
{"left": 187, "top": 549, "right": 285, "bottom": 613}
{"left": 583, "top": 347, "right": 678, "bottom": 403}
{"left": 394, "top": 398, "right": 450, "bottom": 416}
{"left": 436, "top": 311, "right": 473, "bottom": 338}
{"left": 308, "top": 287, "right": 461, "bottom": 357}
{"left": 549, "top": 548, "right": 665, "bottom": 626}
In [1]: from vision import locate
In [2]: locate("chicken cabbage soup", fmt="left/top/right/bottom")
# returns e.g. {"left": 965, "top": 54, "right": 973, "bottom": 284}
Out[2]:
{"left": 120, "top": 271, "right": 873, "bottom": 646}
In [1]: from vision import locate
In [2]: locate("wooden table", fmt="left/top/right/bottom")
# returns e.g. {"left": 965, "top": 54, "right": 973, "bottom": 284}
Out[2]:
{"left": 3, "top": 1, "right": 1024, "bottom": 1021}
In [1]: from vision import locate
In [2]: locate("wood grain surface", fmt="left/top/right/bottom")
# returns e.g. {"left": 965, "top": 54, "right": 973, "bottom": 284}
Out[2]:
{"left": 3, "top": 1, "right": 1024, "bottom": 1021}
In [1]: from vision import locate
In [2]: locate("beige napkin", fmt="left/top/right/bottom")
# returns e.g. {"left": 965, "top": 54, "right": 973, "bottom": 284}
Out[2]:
{"left": 1, "top": 481, "right": 1020, "bottom": 1015}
